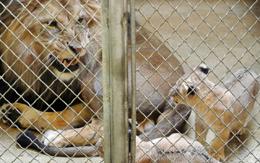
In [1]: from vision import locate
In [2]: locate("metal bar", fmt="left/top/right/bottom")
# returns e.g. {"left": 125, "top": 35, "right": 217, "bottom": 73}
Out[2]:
{"left": 129, "top": 0, "right": 136, "bottom": 162}
{"left": 101, "top": 0, "right": 111, "bottom": 162}
{"left": 102, "top": 0, "right": 128, "bottom": 162}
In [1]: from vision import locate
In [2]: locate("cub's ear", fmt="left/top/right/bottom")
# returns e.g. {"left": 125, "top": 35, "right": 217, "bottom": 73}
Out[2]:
{"left": 198, "top": 63, "right": 210, "bottom": 74}
{"left": 187, "top": 86, "right": 196, "bottom": 96}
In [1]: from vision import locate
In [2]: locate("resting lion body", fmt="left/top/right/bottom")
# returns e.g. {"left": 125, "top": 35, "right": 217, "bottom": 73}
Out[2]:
{"left": 0, "top": 0, "right": 102, "bottom": 129}
{"left": 0, "top": 0, "right": 187, "bottom": 157}
{"left": 171, "top": 64, "right": 260, "bottom": 161}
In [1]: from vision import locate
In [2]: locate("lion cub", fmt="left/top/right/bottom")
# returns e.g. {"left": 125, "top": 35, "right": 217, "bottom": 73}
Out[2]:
{"left": 170, "top": 64, "right": 259, "bottom": 161}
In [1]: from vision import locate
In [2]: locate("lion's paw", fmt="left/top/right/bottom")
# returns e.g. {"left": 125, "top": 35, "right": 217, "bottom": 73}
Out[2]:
{"left": 42, "top": 130, "right": 67, "bottom": 147}
{"left": 1, "top": 104, "right": 22, "bottom": 127}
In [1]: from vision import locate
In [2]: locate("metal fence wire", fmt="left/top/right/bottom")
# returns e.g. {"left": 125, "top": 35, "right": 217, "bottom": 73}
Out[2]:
{"left": 0, "top": 0, "right": 259, "bottom": 163}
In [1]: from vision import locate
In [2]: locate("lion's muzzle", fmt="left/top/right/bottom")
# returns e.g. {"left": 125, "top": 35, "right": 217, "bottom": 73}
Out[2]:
{"left": 51, "top": 56, "right": 80, "bottom": 73}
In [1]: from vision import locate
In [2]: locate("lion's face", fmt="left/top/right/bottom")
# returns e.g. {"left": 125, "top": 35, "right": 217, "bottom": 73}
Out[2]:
{"left": 32, "top": 0, "right": 92, "bottom": 80}
{"left": 1, "top": 0, "right": 100, "bottom": 82}
{"left": 170, "top": 64, "right": 210, "bottom": 106}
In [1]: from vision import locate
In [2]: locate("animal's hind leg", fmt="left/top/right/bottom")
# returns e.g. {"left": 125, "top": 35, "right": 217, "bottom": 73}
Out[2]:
{"left": 42, "top": 118, "right": 103, "bottom": 147}
{"left": 208, "top": 125, "right": 230, "bottom": 161}
{"left": 1, "top": 102, "right": 93, "bottom": 131}
{"left": 195, "top": 117, "right": 208, "bottom": 146}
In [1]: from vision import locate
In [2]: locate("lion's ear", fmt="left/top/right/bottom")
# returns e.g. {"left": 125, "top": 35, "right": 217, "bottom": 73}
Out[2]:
{"left": 187, "top": 86, "right": 196, "bottom": 96}
{"left": 198, "top": 63, "right": 210, "bottom": 74}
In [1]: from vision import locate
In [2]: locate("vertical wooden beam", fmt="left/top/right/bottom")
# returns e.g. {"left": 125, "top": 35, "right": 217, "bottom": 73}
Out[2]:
{"left": 102, "top": 0, "right": 128, "bottom": 162}
{"left": 129, "top": 0, "right": 136, "bottom": 162}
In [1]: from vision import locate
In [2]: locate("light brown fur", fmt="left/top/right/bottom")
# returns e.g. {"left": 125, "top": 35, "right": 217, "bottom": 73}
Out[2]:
{"left": 170, "top": 64, "right": 260, "bottom": 161}
{"left": 0, "top": 0, "right": 187, "bottom": 156}
{"left": 0, "top": 0, "right": 101, "bottom": 130}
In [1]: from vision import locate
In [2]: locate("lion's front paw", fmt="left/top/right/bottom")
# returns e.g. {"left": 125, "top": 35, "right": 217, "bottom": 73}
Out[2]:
{"left": 42, "top": 130, "right": 68, "bottom": 147}
{"left": 1, "top": 104, "right": 22, "bottom": 127}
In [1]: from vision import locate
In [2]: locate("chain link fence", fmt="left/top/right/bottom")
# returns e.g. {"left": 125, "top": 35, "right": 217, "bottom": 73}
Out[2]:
{"left": 0, "top": 0, "right": 104, "bottom": 162}
{"left": 0, "top": 0, "right": 259, "bottom": 163}
{"left": 134, "top": 0, "right": 259, "bottom": 162}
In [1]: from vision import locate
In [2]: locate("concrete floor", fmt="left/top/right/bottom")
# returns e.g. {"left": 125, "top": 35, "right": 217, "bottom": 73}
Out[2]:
{"left": 0, "top": 0, "right": 259, "bottom": 162}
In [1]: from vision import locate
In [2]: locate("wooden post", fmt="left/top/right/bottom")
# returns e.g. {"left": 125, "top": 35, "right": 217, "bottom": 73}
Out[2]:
{"left": 102, "top": 0, "right": 128, "bottom": 162}
{"left": 129, "top": 0, "right": 136, "bottom": 162}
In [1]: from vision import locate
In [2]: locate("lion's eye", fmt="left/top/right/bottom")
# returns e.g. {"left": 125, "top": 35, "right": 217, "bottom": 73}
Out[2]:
{"left": 48, "top": 20, "right": 58, "bottom": 27}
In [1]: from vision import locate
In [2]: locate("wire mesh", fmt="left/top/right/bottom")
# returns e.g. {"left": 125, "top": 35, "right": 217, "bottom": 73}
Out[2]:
{"left": 0, "top": 0, "right": 104, "bottom": 162}
{"left": 0, "top": 0, "right": 259, "bottom": 163}
{"left": 134, "top": 0, "right": 260, "bottom": 162}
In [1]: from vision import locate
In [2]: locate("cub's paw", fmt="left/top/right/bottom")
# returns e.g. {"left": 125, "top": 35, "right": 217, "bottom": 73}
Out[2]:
{"left": 42, "top": 130, "right": 67, "bottom": 147}
{"left": 1, "top": 104, "right": 22, "bottom": 127}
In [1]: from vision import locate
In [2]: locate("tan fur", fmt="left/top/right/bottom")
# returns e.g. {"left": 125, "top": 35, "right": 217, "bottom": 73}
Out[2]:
{"left": 1, "top": 0, "right": 100, "bottom": 85}
{"left": 43, "top": 118, "right": 103, "bottom": 147}
{"left": 1, "top": 0, "right": 184, "bottom": 129}
{"left": 170, "top": 65, "right": 260, "bottom": 161}
{"left": 1, "top": 0, "right": 187, "bottom": 157}
{"left": 0, "top": 0, "right": 101, "bottom": 130}
{"left": 1, "top": 103, "right": 93, "bottom": 130}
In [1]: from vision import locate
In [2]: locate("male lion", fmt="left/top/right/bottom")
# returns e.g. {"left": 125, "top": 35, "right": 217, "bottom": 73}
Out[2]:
{"left": 0, "top": 0, "right": 189, "bottom": 157}
{"left": 170, "top": 64, "right": 260, "bottom": 161}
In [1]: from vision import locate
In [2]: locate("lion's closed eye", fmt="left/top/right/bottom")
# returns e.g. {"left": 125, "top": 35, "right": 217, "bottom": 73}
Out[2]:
{"left": 43, "top": 20, "right": 61, "bottom": 34}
